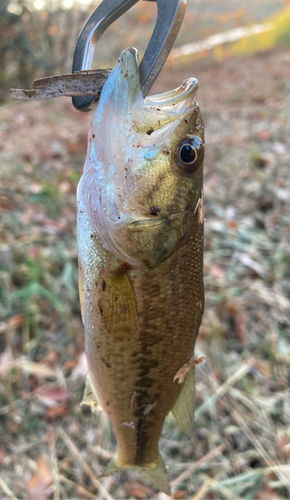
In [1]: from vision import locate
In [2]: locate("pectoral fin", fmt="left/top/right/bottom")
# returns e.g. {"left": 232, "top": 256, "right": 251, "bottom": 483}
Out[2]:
{"left": 171, "top": 366, "right": 195, "bottom": 437}
{"left": 100, "top": 269, "right": 137, "bottom": 340}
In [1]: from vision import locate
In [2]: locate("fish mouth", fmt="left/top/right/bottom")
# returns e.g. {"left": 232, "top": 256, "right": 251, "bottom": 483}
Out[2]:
{"left": 82, "top": 48, "right": 200, "bottom": 267}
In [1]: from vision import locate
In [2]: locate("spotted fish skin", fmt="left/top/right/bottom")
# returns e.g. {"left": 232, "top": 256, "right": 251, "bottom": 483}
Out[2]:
{"left": 77, "top": 47, "right": 204, "bottom": 493}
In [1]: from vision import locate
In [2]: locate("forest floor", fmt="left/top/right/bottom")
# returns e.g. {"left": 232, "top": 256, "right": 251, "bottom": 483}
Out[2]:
{"left": 1, "top": 46, "right": 290, "bottom": 499}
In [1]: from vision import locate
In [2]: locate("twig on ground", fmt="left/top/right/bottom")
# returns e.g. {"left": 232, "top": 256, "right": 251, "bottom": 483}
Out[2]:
{"left": 57, "top": 427, "right": 113, "bottom": 500}
{"left": 171, "top": 443, "right": 226, "bottom": 489}
{"left": 58, "top": 474, "right": 97, "bottom": 499}
{"left": 232, "top": 410, "right": 290, "bottom": 489}
{"left": 190, "top": 473, "right": 242, "bottom": 500}
{"left": 0, "top": 474, "right": 18, "bottom": 500}
{"left": 227, "top": 390, "right": 277, "bottom": 438}
{"left": 191, "top": 478, "right": 212, "bottom": 500}
{"left": 87, "top": 443, "right": 114, "bottom": 461}
{"left": 198, "top": 475, "right": 244, "bottom": 500}
{"left": 195, "top": 360, "right": 254, "bottom": 419}
{"left": 207, "top": 466, "right": 290, "bottom": 490}
{"left": 47, "top": 427, "right": 60, "bottom": 500}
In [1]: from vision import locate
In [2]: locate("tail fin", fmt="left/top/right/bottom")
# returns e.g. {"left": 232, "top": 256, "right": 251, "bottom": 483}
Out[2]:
{"left": 99, "top": 455, "right": 171, "bottom": 495}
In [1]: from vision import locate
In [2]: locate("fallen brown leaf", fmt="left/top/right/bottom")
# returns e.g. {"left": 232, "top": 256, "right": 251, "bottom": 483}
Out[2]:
{"left": 45, "top": 401, "right": 70, "bottom": 420}
{"left": 64, "top": 359, "right": 78, "bottom": 370}
{"left": 0, "top": 448, "right": 6, "bottom": 466}
{"left": 4, "top": 314, "right": 24, "bottom": 329}
{"left": 233, "top": 311, "right": 248, "bottom": 346}
{"left": 212, "top": 264, "right": 225, "bottom": 279}
{"left": 226, "top": 220, "right": 238, "bottom": 229}
{"left": 254, "top": 483, "right": 281, "bottom": 500}
{"left": 6, "top": 420, "right": 19, "bottom": 433}
{"left": 257, "top": 130, "right": 271, "bottom": 140}
{"left": 36, "top": 385, "right": 71, "bottom": 403}
{"left": 172, "top": 490, "right": 187, "bottom": 499}
{"left": 123, "top": 479, "right": 154, "bottom": 499}
{"left": 0, "top": 193, "right": 17, "bottom": 210}
{"left": 27, "top": 455, "right": 53, "bottom": 500}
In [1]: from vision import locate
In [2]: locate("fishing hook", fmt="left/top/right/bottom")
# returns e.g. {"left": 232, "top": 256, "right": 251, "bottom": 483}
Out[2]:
{"left": 72, "top": 0, "right": 187, "bottom": 111}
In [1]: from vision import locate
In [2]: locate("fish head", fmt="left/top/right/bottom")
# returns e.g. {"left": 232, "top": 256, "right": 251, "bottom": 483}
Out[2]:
{"left": 81, "top": 47, "right": 204, "bottom": 267}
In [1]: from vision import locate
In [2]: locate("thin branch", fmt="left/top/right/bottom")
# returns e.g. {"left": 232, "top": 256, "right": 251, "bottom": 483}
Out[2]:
{"left": 48, "top": 427, "right": 60, "bottom": 500}
{"left": 0, "top": 474, "right": 18, "bottom": 500}
{"left": 195, "top": 360, "right": 253, "bottom": 419}
{"left": 171, "top": 443, "right": 225, "bottom": 489}
{"left": 58, "top": 474, "right": 97, "bottom": 499}
{"left": 57, "top": 427, "right": 113, "bottom": 500}
{"left": 232, "top": 410, "right": 290, "bottom": 489}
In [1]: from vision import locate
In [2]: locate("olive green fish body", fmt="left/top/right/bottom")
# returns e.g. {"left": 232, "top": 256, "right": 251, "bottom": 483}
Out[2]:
{"left": 77, "top": 47, "right": 204, "bottom": 493}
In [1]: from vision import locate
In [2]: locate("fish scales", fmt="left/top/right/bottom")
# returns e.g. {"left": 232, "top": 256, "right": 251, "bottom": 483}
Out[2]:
{"left": 77, "top": 47, "right": 205, "bottom": 494}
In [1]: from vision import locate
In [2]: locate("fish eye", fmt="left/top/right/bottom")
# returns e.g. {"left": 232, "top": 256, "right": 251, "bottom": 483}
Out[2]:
{"left": 175, "top": 136, "right": 204, "bottom": 174}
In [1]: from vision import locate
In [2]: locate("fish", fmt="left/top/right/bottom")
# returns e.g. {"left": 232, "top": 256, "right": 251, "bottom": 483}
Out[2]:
{"left": 77, "top": 47, "right": 205, "bottom": 495}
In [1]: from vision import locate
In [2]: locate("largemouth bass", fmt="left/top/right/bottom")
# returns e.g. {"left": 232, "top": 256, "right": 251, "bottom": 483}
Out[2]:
{"left": 77, "top": 47, "right": 204, "bottom": 494}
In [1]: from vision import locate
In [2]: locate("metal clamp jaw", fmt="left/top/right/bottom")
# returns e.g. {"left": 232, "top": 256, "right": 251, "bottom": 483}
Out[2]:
{"left": 72, "top": 0, "right": 187, "bottom": 111}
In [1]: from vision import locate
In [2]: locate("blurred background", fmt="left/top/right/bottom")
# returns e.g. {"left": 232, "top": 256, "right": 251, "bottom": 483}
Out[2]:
{"left": 1, "top": 0, "right": 290, "bottom": 99}
{"left": 1, "top": 1, "right": 290, "bottom": 499}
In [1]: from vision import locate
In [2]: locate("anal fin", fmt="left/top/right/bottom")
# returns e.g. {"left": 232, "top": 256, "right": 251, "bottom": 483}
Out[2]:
{"left": 171, "top": 365, "right": 195, "bottom": 437}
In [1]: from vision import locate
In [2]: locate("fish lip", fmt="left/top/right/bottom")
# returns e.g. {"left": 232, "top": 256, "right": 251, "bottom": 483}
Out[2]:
{"left": 113, "top": 47, "right": 140, "bottom": 111}
{"left": 146, "top": 77, "right": 198, "bottom": 107}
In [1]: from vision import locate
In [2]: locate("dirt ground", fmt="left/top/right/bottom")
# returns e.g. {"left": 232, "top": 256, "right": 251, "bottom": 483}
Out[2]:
{"left": 1, "top": 47, "right": 290, "bottom": 499}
